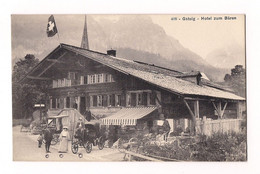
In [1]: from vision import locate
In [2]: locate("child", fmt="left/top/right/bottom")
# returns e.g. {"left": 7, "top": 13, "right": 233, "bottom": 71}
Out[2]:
{"left": 37, "top": 133, "right": 43, "bottom": 148}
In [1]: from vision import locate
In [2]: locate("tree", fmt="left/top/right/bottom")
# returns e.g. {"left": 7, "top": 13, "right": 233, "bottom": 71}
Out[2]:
{"left": 224, "top": 65, "right": 246, "bottom": 97}
{"left": 12, "top": 54, "right": 49, "bottom": 119}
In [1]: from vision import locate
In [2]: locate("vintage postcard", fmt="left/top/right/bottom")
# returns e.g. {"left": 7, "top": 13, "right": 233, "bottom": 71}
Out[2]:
{"left": 12, "top": 14, "right": 246, "bottom": 162}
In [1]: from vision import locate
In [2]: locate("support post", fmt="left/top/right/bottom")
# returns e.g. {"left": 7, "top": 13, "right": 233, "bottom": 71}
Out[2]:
{"left": 212, "top": 101, "right": 221, "bottom": 119}
{"left": 194, "top": 100, "right": 200, "bottom": 118}
{"left": 236, "top": 102, "right": 242, "bottom": 119}
{"left": 221, "top": 102, "right": 228, "bottom": 118}
{"left": 217, "top": 102, "right": 222, "bottom": 119}
{"left": 183, "top": 99, "right": 196, "bottom": 135}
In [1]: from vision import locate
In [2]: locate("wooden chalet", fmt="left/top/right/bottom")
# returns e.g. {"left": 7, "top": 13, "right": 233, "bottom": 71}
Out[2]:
{"left": 21, "top": 43, "right": 245, "bottom": 136}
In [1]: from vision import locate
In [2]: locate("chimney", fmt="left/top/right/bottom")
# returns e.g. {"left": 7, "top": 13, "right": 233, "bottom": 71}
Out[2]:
{"left": 107, "top": 49, "right": 116, "bottom": 57}
{"left": 196, "top": 74, "right": 202, "bottom": 85}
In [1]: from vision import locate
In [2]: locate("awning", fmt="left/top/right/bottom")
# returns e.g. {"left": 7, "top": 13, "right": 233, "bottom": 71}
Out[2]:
{"left": 102, "top": 107, "right": 157, "bottom": 125}
{"left": 47, "top": 114, "right": 69, "bottom": 119}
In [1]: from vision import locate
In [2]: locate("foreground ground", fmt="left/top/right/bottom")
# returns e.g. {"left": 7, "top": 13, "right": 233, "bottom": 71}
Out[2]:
{"left": 13, "top": 126, "right": 125, "bottom": 161}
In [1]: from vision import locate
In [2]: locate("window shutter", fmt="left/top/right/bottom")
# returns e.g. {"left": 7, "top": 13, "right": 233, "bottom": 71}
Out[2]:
{"left": 80, "top": 76, "right": 84, "bottom": 85}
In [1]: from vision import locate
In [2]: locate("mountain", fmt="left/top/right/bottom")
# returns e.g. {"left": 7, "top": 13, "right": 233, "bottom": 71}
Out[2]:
{"left": 205, "top": 44, "right": 245, "bottom": 69}
{"left": 115, "top": 47, "right": 229, "bottom": 82}
{"left": 86, "top": 15, "right": 229, "bottom": 82}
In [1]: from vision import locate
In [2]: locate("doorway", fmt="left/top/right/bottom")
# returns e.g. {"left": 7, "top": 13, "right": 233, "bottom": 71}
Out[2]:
{"left": 66, "top": 97, "right": 70, "bottom": 108}
{"left": 80, "top": 96, "right": 86, "bottom": 115}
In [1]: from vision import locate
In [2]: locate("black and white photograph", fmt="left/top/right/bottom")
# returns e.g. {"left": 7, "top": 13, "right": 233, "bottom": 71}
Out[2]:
{"left": 11, "top": 14, "right": 247, "bottom": 162}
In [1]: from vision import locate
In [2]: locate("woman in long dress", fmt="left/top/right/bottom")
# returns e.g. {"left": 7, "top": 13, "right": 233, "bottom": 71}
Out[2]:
{"left": 58, "top": 126, "right": 70, "bottom": 153}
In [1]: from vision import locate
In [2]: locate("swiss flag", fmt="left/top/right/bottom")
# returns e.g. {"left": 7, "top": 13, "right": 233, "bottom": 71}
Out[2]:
{"left": 46, "top": 15, "right": 58, "bottom": 37}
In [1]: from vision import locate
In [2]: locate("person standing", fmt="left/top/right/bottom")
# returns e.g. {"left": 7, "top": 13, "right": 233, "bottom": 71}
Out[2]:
{"left": 58, "top": 126, "right": 70, "bottom": 153}
{"left": 44, "top": 127, "right": 53, "bottom": 153}
{"left": 37, "top": 133, "right": 43, "bottom": 148}
{"left": 159, "top": 113, "right": 170, "bottom": 141}
{"left": 84, "top": 108, "right": 92, "bottom": 122}
{"left": 75, "top": 117, "right": 84, "bottom": 142}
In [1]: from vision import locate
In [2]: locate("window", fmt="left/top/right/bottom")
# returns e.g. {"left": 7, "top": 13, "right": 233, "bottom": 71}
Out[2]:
{"left": 80, "top": 76, "right": 88, "bottom": 85}
{"left": 131, "top": 93, "right": 137, "bottom": 107}
{"left": 126, "top": 93, "right": 131, "bottom": 106}
{"left": 92, "top": 95, "right": 97, "bottom": 107}
{"left": 103, "top": 95, "right": 108, "bottom": 107}
{"left": 84, "top": 76, "right": 88, "bottom": 84}
{"left": 137, "top": 93, "right": 142, "bottom": 105}
{"left": 87, "top": 73, "right": 114, "bottom": 84}
{"left": 150, "top": 92, "right": 156, "bottom": 105}
{"left": 108, "top": 94, "right": 115, "bottom": 106}
{"left": 57, "top": 98, "right": 61, "bottom": 108}
{"left": 52, "top": 98, "right": 57, "bottom": 109}
{"left": 115, "top": 95, "right": 122, "bottom": 106}
{"left": 90, "top": 75, "right": 96, "bottom": 84}
{"left": 104, "top": 74, "right": 110, "bottom": 82}
{"left": 127, "top": 91, "right": 156, "bottom": 107}
{"left": 68, "top": 72, "right": 76, "bottom": 80}
{"left": 97, "top": 95, "right": 103, "bottom": 107}
{"left": 97, "top": 74, "right": 103, "bottom": 83}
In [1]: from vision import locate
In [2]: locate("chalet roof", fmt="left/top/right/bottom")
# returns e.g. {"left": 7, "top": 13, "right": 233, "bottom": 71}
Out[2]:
{"left": 22, "top": 43, "right": 245, "bottom": 101}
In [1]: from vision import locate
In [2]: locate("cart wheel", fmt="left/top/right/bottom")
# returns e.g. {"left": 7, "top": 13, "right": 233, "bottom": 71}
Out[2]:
{"left": 71, "top": 143, "right": 79, "bottom": 154}
{"left": 85, "top": 141, "right": 92, "bottom": 153}
{"left": 59, "top": 154, "right": 63, "bottom": 158}
{"left": 98, "top": 137, "right": 105, "bottom": 150}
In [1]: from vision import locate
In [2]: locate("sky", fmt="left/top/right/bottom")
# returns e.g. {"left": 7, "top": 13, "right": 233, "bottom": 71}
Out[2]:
{"left": 11, "top": 14, "right": 245, "bottom": 65}
{"left": 151, "top": 14, "right": 245, "bottom": 58}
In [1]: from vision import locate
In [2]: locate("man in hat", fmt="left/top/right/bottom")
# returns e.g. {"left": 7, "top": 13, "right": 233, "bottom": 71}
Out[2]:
{"left": 159, "top": 113, "right": 170, "bottom": 141}
{"left": 43, "top": 127, "right": 53, "bottom": 153}
{"left": 84, "top": 107, "right": 92, "bottom": 122}
{"left": 76, "top": 117, "right": 84, "bottom": 129}
{"left": 75, "top": 118, "right": 84, "bottom": 142}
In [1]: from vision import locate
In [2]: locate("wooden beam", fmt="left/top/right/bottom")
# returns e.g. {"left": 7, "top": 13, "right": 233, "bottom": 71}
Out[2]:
{"left": 194, "top": 100, "right": 199, "bottom": 118}
{"left": 221, "top": 102, "right": 228, "bottom": 118}
{"left": 236, "top": 102, "right": 242, "bottom": 119}
{"left": 183, "top": 99, "right": 196, "bottom": 134}
{"left": 184, "top": 97, "right": 208, "bottom": 101}
{"left": 37, "top": 52, "right": 67, "bottom": 77}
{"left": 217, "top": 102, "right": 222, "bottom": 119}
{"left": 212, "top": 101, "right": 221, "bottom": 118}
{"left": 46, "top": 59, "right": 67, "bottom": 64}
{"left": 27, "top": 76, "right": 51, "bottom": 80}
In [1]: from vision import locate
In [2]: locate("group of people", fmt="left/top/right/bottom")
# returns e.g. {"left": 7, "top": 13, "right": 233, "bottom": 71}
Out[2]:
{"left": 36, "top": 110, "right": 170, "bottom": 153}
{"left": 36, "top": 108, "right": 92, "bottom": 154}
{"left": 37, "top": 126, "right": 70, "bottom": 153}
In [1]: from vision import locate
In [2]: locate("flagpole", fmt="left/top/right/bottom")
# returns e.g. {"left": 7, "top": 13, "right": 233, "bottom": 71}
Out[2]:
{"left": 54, "top": 15, "right": 61, "bottom": 47}
{"left": 57, "top": 32, "right": 61, "bottom": 47}
{"left": 47, "top": 15, "right": 61, "bottom": 47}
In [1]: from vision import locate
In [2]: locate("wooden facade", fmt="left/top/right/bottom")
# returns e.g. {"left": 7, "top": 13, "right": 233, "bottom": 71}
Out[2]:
{"left": 22, "top": 44, "right": 245, "bottom": 135}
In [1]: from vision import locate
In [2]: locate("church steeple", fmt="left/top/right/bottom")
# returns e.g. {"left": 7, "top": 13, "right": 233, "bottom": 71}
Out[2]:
{"left": 81, "top": 15, "right": 89, "bottom": 49}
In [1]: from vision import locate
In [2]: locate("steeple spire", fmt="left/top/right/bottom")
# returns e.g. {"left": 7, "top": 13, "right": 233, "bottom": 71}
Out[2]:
{"left": 81, "top": 15, "right": 89, "bottom": 49}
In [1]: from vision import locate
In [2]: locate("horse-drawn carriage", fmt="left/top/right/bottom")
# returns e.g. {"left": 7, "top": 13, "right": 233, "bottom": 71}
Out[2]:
{"left": 71, "top": 120, "right": 105, "bottom": 154}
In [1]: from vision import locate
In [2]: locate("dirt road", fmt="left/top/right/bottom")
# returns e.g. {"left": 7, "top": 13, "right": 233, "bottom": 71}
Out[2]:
{"left": 13, "top": 126, "right": 124, "bottom": 161}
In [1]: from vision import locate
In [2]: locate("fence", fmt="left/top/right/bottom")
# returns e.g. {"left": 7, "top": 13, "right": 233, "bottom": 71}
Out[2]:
{"left": 196, "top": 118, "right": 242, "bottom": 136}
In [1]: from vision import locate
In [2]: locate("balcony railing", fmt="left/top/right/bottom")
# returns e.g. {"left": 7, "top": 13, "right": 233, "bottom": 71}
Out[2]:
{"left": 52, "top": 78, "right": 72, "bottom": 88}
